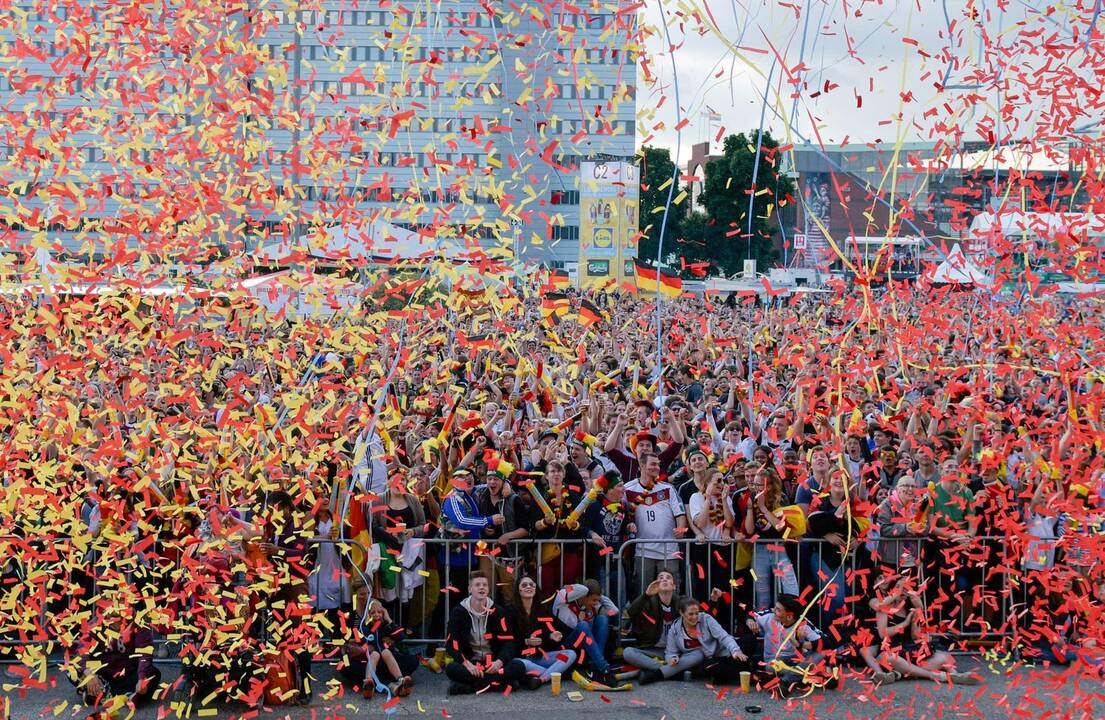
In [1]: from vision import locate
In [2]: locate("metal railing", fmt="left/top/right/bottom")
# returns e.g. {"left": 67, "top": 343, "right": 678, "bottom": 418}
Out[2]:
{"left": 613, "top": 534, "right": 1054, "bottom": 648}
{"left": 0, "top": 535, "right": 72, "bottom": 652}
{"left": 372, "top": 537, "right": 611, "bottom": 645}
{"left": 0, "top": 531, "right": 1068, "bottom": 660}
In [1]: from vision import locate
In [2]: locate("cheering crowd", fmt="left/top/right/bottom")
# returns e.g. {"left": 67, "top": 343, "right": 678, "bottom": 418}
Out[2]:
{"left": 0, "top": 281, "right": 1103, "bottom": 713}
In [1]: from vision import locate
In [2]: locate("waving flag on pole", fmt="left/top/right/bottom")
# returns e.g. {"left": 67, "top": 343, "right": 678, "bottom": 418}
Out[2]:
{"left": 634, "top": 259, "right": 683, "bottom": 298}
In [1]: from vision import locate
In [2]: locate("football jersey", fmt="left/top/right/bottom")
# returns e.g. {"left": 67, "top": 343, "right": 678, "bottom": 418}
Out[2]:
{"left": 624, "top": 480, "right": 686, "bottom": 560}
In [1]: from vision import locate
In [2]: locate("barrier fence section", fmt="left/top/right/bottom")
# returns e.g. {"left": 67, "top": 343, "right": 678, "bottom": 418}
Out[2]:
{"left": 0, "top": 535, "right": 70, "bottom": 652}
{"left": 353, "top": 534, "right": 1037, "bottom": 648}
{"left": 377, "top": 537, "right": 611, "bottom": 646}
{"left": 615, "top": 535, "right": 1027, "bottom": 646}
{"left": 0, "top": 533, "right": 1060, "bottom": 663}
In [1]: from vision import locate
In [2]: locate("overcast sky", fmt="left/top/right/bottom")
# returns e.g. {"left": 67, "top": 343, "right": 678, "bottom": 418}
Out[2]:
{"left": 633, "top": 0, "right": 1092, "bottom": 163}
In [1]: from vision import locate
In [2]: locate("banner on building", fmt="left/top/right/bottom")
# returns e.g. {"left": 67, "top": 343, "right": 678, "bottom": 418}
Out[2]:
{"left": 802, "top": 172, "right": 833, "bottom": 269}
{"left": 579, "top": 161, "right": 640, "bottom": 289}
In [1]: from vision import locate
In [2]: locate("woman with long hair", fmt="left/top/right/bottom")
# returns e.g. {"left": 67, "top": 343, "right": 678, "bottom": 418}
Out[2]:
{"left": 532, "top": 460, "right": 585, "bottom": 592}
{"left": 743, "top": 465, "right": 799, "bottom": 609}
{"left": 857, "top": 574, "right": 977, "bottom": 685}
{"left": 506, "top": 574, "right": 578, "bottom": 689}
{"left": 638, "top": 597, "right": 747, "bottom": 685}
{"left": 688, "top": 469, "right": 737, "bottom": 613}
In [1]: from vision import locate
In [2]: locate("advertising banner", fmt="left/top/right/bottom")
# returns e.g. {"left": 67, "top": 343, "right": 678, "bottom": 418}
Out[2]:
{"left": 579, "top": 161, "right": 640, "bottom": 289}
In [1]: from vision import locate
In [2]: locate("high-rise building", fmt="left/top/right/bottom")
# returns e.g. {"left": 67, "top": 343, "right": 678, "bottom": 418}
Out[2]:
{"left": 0, "top": 1, "right": 639, "bottom": 278}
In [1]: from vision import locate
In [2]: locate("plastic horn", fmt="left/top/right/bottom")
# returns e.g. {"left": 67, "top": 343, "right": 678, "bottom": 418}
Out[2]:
{"left": 589, "top": 366, "right": 625, "bottom": 391}
{"left": 564, "top": 474, "right": 610, "bottom": 530}
{"left": 525, "top": 481, "right": 556, "bottom": 524}
{"left": 549, "top": 411, "right": 583, "bottom": 434}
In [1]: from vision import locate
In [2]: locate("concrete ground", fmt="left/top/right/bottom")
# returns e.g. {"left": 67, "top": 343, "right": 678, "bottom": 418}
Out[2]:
{"left": 3, "top": 658, "right": 1104, "bottom": 720}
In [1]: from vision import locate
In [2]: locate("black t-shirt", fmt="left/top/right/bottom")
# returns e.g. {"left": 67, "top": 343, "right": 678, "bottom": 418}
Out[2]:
{"left": 805, "top": 495, "right": 858, "bottom": 568}
{"left": 584, "top": 498, "right": 627, "bottom": 548}
{"left": 678, "top": 478, "right": 706, "bottom": 507}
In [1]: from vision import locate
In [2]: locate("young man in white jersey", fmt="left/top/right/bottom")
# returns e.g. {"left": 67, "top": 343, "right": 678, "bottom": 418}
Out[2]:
{"left": 624, "top": 453, "right": 688, "bottom": 595}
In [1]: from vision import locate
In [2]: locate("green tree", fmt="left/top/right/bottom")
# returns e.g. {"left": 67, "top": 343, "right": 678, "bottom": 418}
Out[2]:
{"left": 636, "top": 146, "right": 684, "bottom": 266}
{"left": 699, "top": 131, "right": 795, "bottom": 276}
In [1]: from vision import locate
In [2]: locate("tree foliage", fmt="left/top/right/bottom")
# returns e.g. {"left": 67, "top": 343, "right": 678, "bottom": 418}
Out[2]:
{"left": 637, "top": 133, "right": 793, "bottom": 278}
{"left": 698, "top": 131, "right": 795, "bottom": 276}
{"left": 636, "top": 146, "right": 684, "bottom": 267}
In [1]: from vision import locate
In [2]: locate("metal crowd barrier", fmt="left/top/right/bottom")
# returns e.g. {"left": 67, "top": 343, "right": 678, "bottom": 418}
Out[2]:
{"left": 0, "top": 531, "right": 1064, "bottom": 662}
{"left": 367, "top": 537, "right": 608, "bottom": 646}
{"left": 612, "top": 534, "right": 1050, "bottom": 649}
{"left": 0, "top": 535, "right": 72, "bottom": 650}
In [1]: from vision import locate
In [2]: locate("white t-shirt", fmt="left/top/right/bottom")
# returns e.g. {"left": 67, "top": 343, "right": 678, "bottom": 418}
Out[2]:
{"left": 624, "top": 479, "right": 686, "bottom": 560}
{"left": 688, "top": 492, "right": 734, "bottom": 541}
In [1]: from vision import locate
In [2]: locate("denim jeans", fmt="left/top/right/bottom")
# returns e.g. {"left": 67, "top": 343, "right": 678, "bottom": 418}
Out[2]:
{"left": 812, "top": 552, "right": 846, "bottom": 619}
{"left": 569, "top": 614, "right": 612, "bottom": 672}
{"left": 595, "top": 560, "right": 624, "bottom": 608}
{"left": 518, "top": 649, "right": 578, "bottom": 681}
{"left": 753, "top": 542, "right": 798, "bottom": 609}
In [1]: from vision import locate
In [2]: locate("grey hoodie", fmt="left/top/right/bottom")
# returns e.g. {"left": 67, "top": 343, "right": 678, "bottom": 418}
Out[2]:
{"left": 461, "top": 596, "right": 493, "bottom": 658}
{"left": 665, "top": 613, "right": 739, "bottom": 661}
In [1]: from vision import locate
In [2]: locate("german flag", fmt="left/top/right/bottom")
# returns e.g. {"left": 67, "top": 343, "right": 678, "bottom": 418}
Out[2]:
{"left": 540, "top": 268, "right": 571, "bottom": 292}
{"left": 541, "top": 291, "right": 571, "bottom": 325}
{"left": 634, "top": 259, "right": 682, "bottom": 298}
{"left": 457, "top": 331, "right": 494, "bottom": 351}
{"left": 578, "top": 297, "right": 605, "bottom": 327}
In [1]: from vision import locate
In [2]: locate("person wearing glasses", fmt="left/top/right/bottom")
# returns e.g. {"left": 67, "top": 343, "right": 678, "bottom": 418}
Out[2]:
{"left": 506, "top": 574, "right": 578, "bottom": 689}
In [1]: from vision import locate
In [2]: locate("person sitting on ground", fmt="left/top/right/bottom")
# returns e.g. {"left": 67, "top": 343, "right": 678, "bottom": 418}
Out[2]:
{"left": 744, "top": 594, "right": 836, "bottom": 695}
{"left": 623, "top": 570, "right": 680, "bottom": 672}
{"left": 857, "top": 573, "right": 978, "bottom": 686}
{"left": 444, "top": 572, "right": 526, "bottom": 695}
{"left": 67, "top": 604, "right": 162, "bottom": 711}
{"left": 551, "top": 579, "right": 620, "bottom": 686}
{"left": 345, "top": 598, "right": 415, "bottom": 699}
{"left": 638, "top": 597, "right": 748, "bottom": 685}
{"left": 506, "top": 574, "right": 578, "bottom": 689}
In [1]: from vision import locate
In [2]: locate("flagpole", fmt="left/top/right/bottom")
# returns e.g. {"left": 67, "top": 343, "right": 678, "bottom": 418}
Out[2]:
{"left": 654, "top": 0, "right": 685, "bottom": 414}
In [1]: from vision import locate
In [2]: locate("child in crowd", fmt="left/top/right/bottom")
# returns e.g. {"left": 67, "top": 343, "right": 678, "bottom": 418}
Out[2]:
{"left": 551, "top": 579, "right": 620, "bottom": 687}
{"left": 354, "top": 599, "right": 414, "bottom": 699}
{"left": 745, "top": 594, "right": 836, "bottom": 695}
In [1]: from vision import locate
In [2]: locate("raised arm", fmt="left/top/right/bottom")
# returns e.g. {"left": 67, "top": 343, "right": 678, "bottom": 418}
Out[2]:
{"left": 604, "top": 410, "right": 627, "bottom": 454}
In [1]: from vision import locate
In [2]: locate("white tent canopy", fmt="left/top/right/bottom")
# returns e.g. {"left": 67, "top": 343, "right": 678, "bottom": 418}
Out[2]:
{"left": 239, "top": 270, "right": 365, "bottom": 319}
{"left": 925, "top": 244, "right": 992, "bottom": 286}
{"left": 254, "top": 219, "right": 473, "bottom": 264}
{"left": 968, "top": 211, "right": 1105, "bottom": 241}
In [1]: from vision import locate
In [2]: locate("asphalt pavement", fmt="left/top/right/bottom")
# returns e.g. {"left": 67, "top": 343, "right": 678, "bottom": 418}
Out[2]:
{"left": 3, "top": 658, "right": 1104, "bottom": 720}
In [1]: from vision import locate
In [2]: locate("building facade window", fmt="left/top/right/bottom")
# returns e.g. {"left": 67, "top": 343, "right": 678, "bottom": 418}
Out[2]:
{"left": 550, "top": 225, "right": 579, "bottom": 241}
